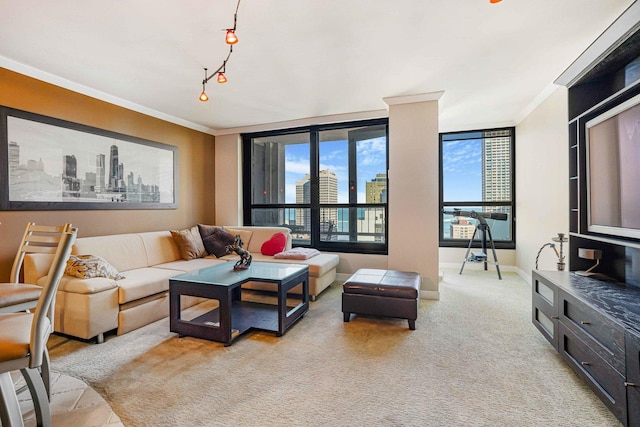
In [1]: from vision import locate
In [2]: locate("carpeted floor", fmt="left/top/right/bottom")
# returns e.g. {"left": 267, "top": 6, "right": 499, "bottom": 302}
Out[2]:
{"left": 48, "top": 269, "right": 621, "bottom": 426}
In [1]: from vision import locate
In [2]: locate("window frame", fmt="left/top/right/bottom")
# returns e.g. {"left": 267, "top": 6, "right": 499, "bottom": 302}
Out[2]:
{"left": 438, "top": 127, "right": 516, "bottom": 249}
{"left": 242, "top": 118, "right": 389, "bottom": 254}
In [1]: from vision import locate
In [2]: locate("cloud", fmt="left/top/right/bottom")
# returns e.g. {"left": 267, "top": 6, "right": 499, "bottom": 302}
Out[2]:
{"left": 357, "top": 137, "right": 386, "bottom": 167}
{"left": 443, "top": 140, "right": 481, "bottom": 174}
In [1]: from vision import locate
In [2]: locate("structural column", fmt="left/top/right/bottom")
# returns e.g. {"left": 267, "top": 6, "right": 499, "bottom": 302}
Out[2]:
{"left": 214, "top": 133, "right": 243, "bottom": 225}
{"left": 385, "top": 92, "right": 443, "bottom": 299}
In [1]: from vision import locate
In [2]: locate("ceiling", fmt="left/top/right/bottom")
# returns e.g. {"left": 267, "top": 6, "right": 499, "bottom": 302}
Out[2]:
{"left": 0, "top": 0, "right": 635, "bottom": 135}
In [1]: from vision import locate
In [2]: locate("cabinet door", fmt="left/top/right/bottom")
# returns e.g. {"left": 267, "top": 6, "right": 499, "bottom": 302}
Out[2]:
{"left": 532, "top": 272, "right": 559, "bottom": 350}
{"left": 626, "top": 329, "right": 640, "bottom": 426}
{"left": 559, "top": 322, "right": 627, "bottom": 424}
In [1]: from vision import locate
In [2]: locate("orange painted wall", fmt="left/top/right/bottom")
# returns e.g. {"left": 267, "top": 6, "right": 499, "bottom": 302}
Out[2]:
{"left": 0, "top": 68, "right": 216, "bottom": 280}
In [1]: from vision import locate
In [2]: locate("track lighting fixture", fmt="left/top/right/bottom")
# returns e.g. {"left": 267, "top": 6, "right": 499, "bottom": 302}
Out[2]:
{"left": 199, "top": 0, "right": 241, "bottom": 102}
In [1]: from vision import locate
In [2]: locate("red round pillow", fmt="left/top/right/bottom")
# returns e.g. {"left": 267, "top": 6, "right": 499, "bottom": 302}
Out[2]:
{"left": 261, "top": 232, "right": 287, "bottom": 256}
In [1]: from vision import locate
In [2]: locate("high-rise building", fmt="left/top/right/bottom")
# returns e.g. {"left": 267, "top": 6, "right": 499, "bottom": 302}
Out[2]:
{"left": 63, "top": 155, "right": 77, "bottom": 178}
{"left": 318, "top": 169, "right": 338, "bottom": 226}
{"left": 108, "top": 145, "right": 118, "bottom": 190}
{"left": 62, "top": 154, "right": 80, "bottom": 195}
{"left": 295, "top": 169, "right": 338, "bottom": 229}
{"left": 252, "top": 141, "right": 286, "bottom": 225}
{"left": 96, "top": 154, "right": 105, "bottom": 193}
{"left": 366, "top": 173, "right": 387, "bottom": 203}
{"left": 450, "top": 217, "right": 476, "bottom": 239}
{"left": 8, "top": 141, "right": 19, "bottom": 172}
{"left": 482, "top": 132, "right": 511, "bottom": 202}
{"left": 295, "top": 174, "right": 311, "bottom": 229}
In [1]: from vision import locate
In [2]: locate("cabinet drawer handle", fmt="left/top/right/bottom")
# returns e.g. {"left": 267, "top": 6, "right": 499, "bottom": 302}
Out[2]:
{"left": 581, "top": 361, "right": 590, "bottom": 366}
{"left": 580, "top": 321, "right": 591, "bottom": 325}
{"left": 625, "top": 382, "right": 638, "bottom": 387}
{"left": 551, "top": 316, "right": 559, "bottom": 319}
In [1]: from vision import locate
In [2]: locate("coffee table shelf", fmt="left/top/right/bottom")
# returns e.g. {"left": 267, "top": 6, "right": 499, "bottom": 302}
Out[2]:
{"left": 169, "top": 262, "right": 309, "bottom": 346}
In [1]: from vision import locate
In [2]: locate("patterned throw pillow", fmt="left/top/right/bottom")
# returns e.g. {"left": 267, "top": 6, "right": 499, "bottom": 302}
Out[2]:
{"left": 65, "top": 255, "right": 125, "bottom": 280}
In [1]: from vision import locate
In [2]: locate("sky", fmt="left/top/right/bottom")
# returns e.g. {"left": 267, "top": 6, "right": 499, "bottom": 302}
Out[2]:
{"left": 284, "top": 136, "right": 387, "bottom": 203}
{"left": 442, "top": 138, "right": 482, "bottom": 201}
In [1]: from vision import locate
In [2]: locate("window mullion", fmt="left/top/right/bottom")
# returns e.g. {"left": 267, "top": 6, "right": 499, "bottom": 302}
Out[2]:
{"left": 310, "top": 128, "right": 320, "bottom": 245}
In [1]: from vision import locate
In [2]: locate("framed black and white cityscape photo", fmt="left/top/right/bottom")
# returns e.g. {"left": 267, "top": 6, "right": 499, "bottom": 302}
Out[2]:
{"left": 0, "top": 107, "right": 177, "bottom": 210}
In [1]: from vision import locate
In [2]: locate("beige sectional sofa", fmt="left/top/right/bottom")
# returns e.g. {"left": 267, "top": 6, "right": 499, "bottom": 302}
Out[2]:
{"left": 24, "top": 226, "right": 339, "bottom": 343}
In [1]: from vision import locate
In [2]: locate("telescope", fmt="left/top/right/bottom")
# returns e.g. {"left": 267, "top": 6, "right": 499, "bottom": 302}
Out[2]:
{"left": 443, "top": 208, "right": 506, "bottom": 279}
{"left": 443, "top": 209, "right": 508, "bottom": 223}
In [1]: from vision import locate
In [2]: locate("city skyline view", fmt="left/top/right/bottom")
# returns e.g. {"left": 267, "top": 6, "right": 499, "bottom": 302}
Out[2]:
{"left": 284, "top": 135, "right": 387, "bottom": 204}
{"left": 7, "top": 116, "right": 174, "bottom": 203}
{"left": 442, "top": 131, "right": 513, "bottom": 241}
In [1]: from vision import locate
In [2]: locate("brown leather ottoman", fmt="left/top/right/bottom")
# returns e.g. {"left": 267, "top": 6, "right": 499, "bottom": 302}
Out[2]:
{"left": 342, "top": 269, "right": 421, "bottom": 330}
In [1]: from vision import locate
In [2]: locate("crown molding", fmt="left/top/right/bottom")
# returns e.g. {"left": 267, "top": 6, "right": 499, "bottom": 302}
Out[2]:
{"left": 383, "top": 91, "right": 445, "bottom": 107}
{"left": 0, "top": 56, "right": 217, "bottom": 135}
{"left": 213, "top": 109, "right": 388, "bottom": 136}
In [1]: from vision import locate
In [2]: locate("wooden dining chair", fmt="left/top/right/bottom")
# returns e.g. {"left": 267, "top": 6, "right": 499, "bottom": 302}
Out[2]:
{"left": 0, "top": 227, "right": 76, "bottom": 427}
{"left": 0, "top": 223, "right": 73, "bottom": 314}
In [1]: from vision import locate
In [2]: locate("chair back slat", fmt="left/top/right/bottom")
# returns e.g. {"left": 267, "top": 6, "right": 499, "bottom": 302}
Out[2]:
{"left": 24, "top": 235, "right": 62, "bottom": 245}
{"left": 9, "top": 223, "right": 73, "bottom": 283}
{"left": 20, "top": 246, "right": 59, "bottom": 254}
{"left": 28, "top": 225, "right": 69, "bottom": 233}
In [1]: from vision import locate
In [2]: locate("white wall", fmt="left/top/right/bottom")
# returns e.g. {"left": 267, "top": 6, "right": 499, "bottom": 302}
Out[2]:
{"left": 214, "top": 134, "right": 243, "bottom": 226}
{"left": 515, "top": 86, "right": 569, "bottom": 281}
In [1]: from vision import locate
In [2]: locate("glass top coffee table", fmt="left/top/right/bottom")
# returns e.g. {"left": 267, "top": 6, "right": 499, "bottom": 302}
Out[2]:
{"left": 169, "top": 262, "right": 309, "bottom": 346}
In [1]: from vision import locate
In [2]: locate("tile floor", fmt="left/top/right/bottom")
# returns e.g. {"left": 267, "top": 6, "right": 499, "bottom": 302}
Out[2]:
{"left": 13, "top": 371, "right": 122, "bottom": 427}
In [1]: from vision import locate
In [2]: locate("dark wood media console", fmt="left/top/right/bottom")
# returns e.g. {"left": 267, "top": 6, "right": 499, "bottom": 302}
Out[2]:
{"left": 533, "top": 4, "right": 640, "bottom": 425}
{"left": 533, "top": 270, "right": 640, "bottom": 425}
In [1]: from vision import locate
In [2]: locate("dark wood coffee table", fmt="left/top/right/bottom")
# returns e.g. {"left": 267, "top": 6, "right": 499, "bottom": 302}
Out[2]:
{"left": 169, "top": 262, "right": 309, "bottom": 346}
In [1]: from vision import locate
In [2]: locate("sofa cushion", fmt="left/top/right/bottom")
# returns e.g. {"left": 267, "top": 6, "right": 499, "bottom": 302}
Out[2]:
{"left": 153, "top": 258, "right": 227, "bottom": 272}
{"left": 198, "top": 225, "right": 235, "bottom": 257}
{"left": 249, "top": 253, "right": 339, "bottom": 277}
{"left": 224, "top": 227, "right": 253, "bottom": 249}
{"left": 261, "top": 232, "right": 287, "bottom": 256}
{"left": 243, "top": 227, "right": 292, "bottom": 254}
{"left": 65, "top": 255, "right": 125, "bottom": 280}
{"left": 274, "top": 248, "right": 320, "bottom": 260}
{"left": 170, "top": 226, "right": 207, "bottom": 260}
{"left": 115, "top": 268, "right": 177, "bottom": 304}
{"left": 37, "top": 274, "right": 118, "bottom": 295}
{"left": 139, "top": 231, "right": 182, "bottom": 266}
{"left": 73, "top": 233, "right": 148, "bottom": 272}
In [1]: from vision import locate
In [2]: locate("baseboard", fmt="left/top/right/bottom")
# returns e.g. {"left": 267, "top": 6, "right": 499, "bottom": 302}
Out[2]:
{"left": 420, "top": 290, "right": 440, "bottom": 300}
{"left": 336, "top": 273, "right": 351, "bottom": 282}
{"left": 439, "top": 262, "right": 520, "bottom": 272}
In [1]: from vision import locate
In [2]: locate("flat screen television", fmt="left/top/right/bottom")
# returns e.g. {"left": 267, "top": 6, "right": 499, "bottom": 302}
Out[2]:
{"left": 586, "top": 92, "right": 640, "bottom": 239}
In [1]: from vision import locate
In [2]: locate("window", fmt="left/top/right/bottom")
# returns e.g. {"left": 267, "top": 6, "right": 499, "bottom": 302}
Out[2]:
{"left": 439, "top": 128, "right": 515, "bottom": 249}
{"left": 243, "top": 119, "right": 388, "bottom": 254}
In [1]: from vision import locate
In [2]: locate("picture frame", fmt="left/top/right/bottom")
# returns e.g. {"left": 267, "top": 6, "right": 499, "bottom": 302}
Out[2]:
{"left": 0, "top": 107, "right": 178, "bottom": 210}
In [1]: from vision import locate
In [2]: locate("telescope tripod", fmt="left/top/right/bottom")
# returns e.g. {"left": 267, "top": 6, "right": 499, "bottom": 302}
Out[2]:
{"left": 460, "top": 221, "right": 502, "bottom": 280}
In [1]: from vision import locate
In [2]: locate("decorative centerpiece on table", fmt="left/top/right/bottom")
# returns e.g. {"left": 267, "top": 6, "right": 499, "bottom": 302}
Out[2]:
{"left": 226, "top": 234, "right": 252, "bottom": 270}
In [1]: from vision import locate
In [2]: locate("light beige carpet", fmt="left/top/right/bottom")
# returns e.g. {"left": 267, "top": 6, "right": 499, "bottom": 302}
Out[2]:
{"left": 48, "top": 270, "right": 621, "bottom": 426}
